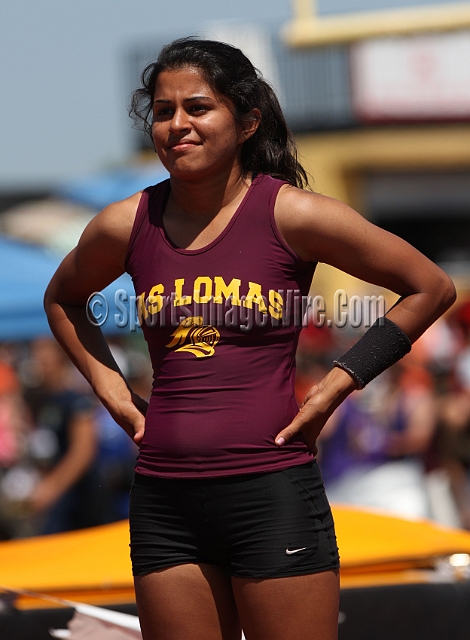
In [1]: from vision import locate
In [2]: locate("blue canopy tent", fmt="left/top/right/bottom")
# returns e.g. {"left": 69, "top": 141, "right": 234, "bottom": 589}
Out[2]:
{"left": 0, "top": 164, "right": 169, "bottom": 340}
{"left": 0, "top": 236, "right": 137, "bottom": 341}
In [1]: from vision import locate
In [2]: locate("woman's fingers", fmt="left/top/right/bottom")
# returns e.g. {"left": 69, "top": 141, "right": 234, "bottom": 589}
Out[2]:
{"left": 275, "top": 402, "right": 323, "bottom": 454}
{"left": 133, "top": 419, "right": 146, "bottom": 444}
{"left": 128, "top": 408, "right": 146, "bottom": 443}
{"left": 275, "top": 368, "right": 357, "bottom": 453}
{"left": 131, "top": 394, "right": 148, "bottom": 443}
{"left": 109, "top": 394, "right": 148, "bottom": 443}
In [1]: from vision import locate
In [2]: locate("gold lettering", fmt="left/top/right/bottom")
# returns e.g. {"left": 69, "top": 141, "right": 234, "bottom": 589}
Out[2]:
{"left": 174, "top": 278, "right": 192, "bottom": 306}
{"left": 268, "top": 290, "right": 283, "bottom": 320}
{"left": 147, "top": 283, "right": 165, "bottom": 314}
{"left": 213, "top": 277, "right": 241, "bottom": 306}
{"left": 193, "top": 276, "right": 213, "bottom": 304}
{"left": 243, "top": 281, "right": 267, "bottom": 313}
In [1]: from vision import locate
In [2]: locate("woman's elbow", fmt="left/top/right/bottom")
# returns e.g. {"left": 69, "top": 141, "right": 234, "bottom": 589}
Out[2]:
{"left": 433, "top": 270, "right": 457, "bottom": 315}
{"left": 43, "top": 282, "right": 53, "bottom": 313}
{"left": 43, "top": 278, "right": 61, "bottom": 318}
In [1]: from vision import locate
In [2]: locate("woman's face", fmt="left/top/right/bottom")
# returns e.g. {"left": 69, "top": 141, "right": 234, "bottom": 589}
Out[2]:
{"left": 151, "top": 66, "right": 249, "bottom": 181}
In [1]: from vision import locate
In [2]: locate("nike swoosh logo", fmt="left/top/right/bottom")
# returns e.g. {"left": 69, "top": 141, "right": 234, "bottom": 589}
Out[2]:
{"left": 285, "top": 547, "right": 307, "bottom": 555}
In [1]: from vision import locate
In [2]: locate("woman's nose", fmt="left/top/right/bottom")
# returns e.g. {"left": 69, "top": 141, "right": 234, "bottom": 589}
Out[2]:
{"left": 169, "top": 107, "right": 190, "bottom": 132}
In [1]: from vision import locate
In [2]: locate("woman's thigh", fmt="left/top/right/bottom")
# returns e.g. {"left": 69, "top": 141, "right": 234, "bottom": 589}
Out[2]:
{"left": 135, "top": 563, "right": 242, "bottom": 640}
{"left": 232, "top": 569, "right": 340, "bottom": 640}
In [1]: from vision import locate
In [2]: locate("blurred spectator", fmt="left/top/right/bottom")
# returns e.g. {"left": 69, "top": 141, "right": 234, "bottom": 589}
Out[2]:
{"left": 0, "top": 337, "right": 151, "bottom": 537}
{"left": 22, "top": 338, "right": 100, "bottom": 534}
{"left": 317, "top": 362, "right": 437, "bottom": 520}
{"left": 0, "top": 359, "right": 29, "bottom": 538}
{"left": 450, "top": 300, "right": 470, "bottom": 392}
{"left": 423, "top": 300, "right": 470, "bottom": 529}
{"left": 2, "top": 304, "right": 470, "bottom": 537}
{"left": 435, "top": 367, "right": 470, "bottom": 529}
{"left": 0, "top": 361, "right": 25, "bottom": 469}
{"left": 92, "top": 342, "right": 148, "bottom": 523}
{"left": 93, "top": 404, "right": 137, "bottom": 523}
{"left": 295, "top": 323, "right": 337, "bottom": 405}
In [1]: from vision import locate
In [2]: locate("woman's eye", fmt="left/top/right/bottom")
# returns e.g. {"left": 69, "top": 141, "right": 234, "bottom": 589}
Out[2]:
{"left": 154, "top": 108, "right": 172, "bottom": 119}
{"left": 190, "top": 105, "right": 208, "bottom": 113}
{"left": 152, "top": 104, "right": 209, "bottom": 121}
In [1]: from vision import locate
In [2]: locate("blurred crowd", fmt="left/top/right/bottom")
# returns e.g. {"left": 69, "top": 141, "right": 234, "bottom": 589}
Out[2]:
{"left": 297, "top": 298, "right": 470, "bottom": 529}
{"left": 1, "top": 299, "right": 470, "bottom": 539}
{"left": 0, "top": 335, "right": 152, "bottom": 540}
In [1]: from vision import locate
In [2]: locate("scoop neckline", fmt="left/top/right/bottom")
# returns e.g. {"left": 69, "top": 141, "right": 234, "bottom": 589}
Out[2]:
{"left": 157, "top": 175, "right": 261, "bottom": 255}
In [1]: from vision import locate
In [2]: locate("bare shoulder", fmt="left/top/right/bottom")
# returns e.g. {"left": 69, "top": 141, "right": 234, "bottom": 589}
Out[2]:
{"left": 74, "top": 191, "right": 144, "bottom": 274}
{"left": 273, "top": 183, "right": 454, "bottom": 310}
{"left": 79, "top": 191, "right": 143, "bottom": 250}
{"left": 274, "top": 184, "right": 367, "bottom": 262}
{"left": 275, "top": 183, "right": 352, "bottom": 222}
{"left": 45, "top": 192, "right": 144, "bottom": 305}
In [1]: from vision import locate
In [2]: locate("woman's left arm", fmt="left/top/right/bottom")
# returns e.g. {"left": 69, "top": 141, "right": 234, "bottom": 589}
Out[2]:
{"left": 274, "top": 186, "right": 456, "bottom": 452}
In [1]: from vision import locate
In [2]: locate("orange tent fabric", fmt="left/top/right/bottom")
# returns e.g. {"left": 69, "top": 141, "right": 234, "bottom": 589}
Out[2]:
{"left": 1, "top": 507, "right": 470, "bottom": 598}
{"left": 334, "top": 505, "right": 470, "bottom": 569}
{"left": 0, "top": 520, "right": 132, "bottom": 593}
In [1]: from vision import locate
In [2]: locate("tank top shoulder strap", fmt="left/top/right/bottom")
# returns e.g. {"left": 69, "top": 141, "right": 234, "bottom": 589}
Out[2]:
{"left": 249, "top": 172, "right": 286, "bottom": 203}
{"left": 124, "top": 179, "right": 170, "bottom": 271}
{"left": 243, "top": 173, "right": 286, "bottom": 231}
{"left": 250, "top": 174, "right": 311, "bottom": 266}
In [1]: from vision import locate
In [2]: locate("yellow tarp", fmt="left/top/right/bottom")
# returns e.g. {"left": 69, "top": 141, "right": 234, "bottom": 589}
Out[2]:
{"left": 0, "top": 520, "right": 132, "bottom": 593}
{"left": 334, "top": 505, "right": 470, "bottom": 569}
{"left": 1, "top": 506, "right": 470, "bottom": 596}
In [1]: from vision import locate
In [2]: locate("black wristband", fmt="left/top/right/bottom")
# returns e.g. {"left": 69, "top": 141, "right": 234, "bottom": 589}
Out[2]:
{"left": 333, "top": 317, "right": 412, "bottom": 389}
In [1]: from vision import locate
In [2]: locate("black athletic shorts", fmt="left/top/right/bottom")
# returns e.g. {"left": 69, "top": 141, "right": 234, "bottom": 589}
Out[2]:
{"left": 129, "top": 460, "right": 340, "bottom": 578}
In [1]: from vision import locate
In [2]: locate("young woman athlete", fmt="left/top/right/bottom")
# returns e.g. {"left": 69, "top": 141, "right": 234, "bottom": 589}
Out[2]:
{"left": 44, "top": 38, "right": 456, "bottom": 640}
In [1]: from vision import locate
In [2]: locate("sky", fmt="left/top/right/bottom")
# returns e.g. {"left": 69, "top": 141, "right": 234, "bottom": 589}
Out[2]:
{"left": 0, "top": 0, "right": 460, "bottom": 191}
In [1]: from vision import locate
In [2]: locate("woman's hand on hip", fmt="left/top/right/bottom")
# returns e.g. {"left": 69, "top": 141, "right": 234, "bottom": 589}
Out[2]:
{"left": 106, "top": 392, "right": 148, "bottom": 444}
{"left": 275, "top": 367, "right": 356, "bottom": 454}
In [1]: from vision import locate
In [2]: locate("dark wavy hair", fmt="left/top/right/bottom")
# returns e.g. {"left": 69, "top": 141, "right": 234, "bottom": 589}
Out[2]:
{"left": 129, "top": 37, "right": 309, "bottom": 189}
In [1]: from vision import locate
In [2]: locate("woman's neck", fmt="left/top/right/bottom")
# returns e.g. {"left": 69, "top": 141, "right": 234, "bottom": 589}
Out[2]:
{"left": 167, "top": 165, "right": 251, "bottom": 221}
{"left": 161, "top": 165, "right": 254, "bottom": 250}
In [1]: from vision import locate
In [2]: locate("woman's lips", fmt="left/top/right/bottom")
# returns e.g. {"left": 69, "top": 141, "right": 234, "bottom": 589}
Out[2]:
{"left": 168, "top": 140, "right": 199, "bottom": 151}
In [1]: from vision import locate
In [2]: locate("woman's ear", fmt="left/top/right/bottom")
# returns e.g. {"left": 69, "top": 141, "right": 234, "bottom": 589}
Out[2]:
{"left": 240, "top": 108, "right": 261, "bottom": 142}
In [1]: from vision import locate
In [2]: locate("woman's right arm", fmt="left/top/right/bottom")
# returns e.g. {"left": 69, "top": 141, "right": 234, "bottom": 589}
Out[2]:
{"left": 44, "top": 193, "right": 147, "bottom": 442}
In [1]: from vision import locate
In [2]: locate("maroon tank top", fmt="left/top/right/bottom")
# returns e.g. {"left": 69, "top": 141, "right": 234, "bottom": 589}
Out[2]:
{"left": 125, "top": 174, "right": 316, "bottom": 477}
